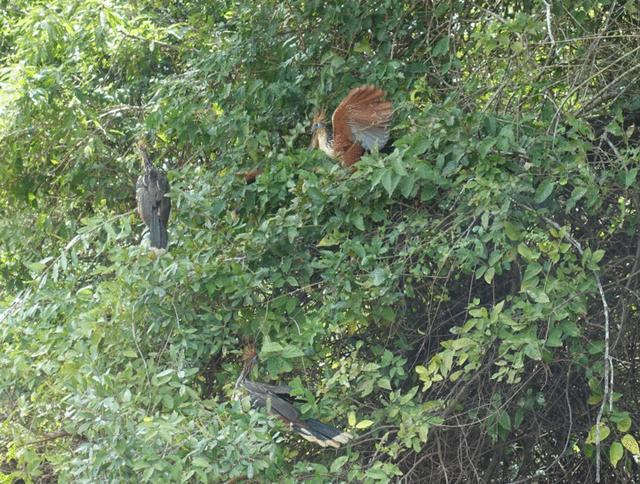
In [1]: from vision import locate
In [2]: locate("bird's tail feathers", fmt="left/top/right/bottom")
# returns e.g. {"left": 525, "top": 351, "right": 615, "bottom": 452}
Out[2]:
{"left": 293, "top": 418, "right": 353, "bottom": 448}
{"left": 148, "top": 213, "right": 168, "bottom": 249}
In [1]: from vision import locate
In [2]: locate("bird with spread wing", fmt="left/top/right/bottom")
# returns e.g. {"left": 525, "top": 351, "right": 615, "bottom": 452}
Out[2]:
{"left": 310, "top": 85, "right": 393, "bottom": 167}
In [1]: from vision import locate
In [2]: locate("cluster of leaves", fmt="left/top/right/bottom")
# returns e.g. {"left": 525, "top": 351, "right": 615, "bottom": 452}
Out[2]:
{"left": 1, "top": 0, "right": 640, "bottom": 482}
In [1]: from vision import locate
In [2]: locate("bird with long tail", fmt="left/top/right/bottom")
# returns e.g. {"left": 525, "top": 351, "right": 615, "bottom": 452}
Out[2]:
{"left": 234, "top": 347, "right": 353, "bottom": 448}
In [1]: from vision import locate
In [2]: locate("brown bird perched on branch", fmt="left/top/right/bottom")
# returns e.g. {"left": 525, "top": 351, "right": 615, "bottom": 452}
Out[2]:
{"left": 234, "top": 347, "right": 353, "bottom": 448}
{"left": 135, "top": 141, "right": 171, "bottom": 250}
{"left": 310, "top": 85, "right": 393, "bottom": 167}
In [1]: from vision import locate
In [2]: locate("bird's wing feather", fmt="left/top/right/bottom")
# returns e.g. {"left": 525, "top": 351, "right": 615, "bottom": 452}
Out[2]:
{"left": 242, "top": 380, "right": 300, "bottom": 423}
{"left": 136, "top": 174, "right": 153, "bottom": 226}
{"left": 331, "top": 85, "right": 392, "bottom": 156}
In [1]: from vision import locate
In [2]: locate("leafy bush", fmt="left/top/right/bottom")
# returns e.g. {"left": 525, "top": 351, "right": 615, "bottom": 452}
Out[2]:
{"left": 1, "top": 0, "right": 640, "bottom": 482}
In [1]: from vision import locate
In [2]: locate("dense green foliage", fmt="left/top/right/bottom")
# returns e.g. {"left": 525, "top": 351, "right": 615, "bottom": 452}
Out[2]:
{"left": 2, "top": 0, "right": 640, "bottom": 481}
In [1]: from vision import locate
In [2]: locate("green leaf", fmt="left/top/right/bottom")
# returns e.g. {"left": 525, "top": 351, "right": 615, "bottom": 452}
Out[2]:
{"left": 192, "top": 457, "right": 210, "bottom": 468}
{"left": 317, "top": 232, "right": 341, "bottom": 247}
{"left": 381, "top": 168, "right": 400, "bottom": 196}
{"left": 378, "top": 377, "right": 392, "bottom": 390}
{"left": 261, "top": 339, "right": 283, "bottom": 354}
{"left": 546, "top": 327, "right": 563, "bottom": 347}
{"left": 625, "top": 168, "right": 638, "bottom": 188}
{"left": 154, "top": 369, "right": 174, "bottom": 385}
{"left": 432, "top": 36, "right": 450, "bottom": 57}
{"left": 359, "top": 378, "right": 375, "bottom": 396}
{"left": 527, "top": 289, "right": 550, "bottom": 304}
{"left": 534, "top": 179, "right": 555, "bottom": 204}
{"left": 586, "top": 423, "right": 610, "bottom": 444}
{"left": 503, "top": 221, "right": 522, "bottom": 241}
{"left": 415, "top": 365, "right": 428, "bottom": 377}
{"left": 498, "top": 411, "right": 511, "bottom": 431}
{"left": 281, "top": 345, "right": 303, "bottom": 358}
{"left": 523, "top": 344, "right": 542, "bottom": 361}
{"left": 450, "top": 370, "right": 463, "bottom": 381}
{"left": 352, "top": 214, "right": 365, "bottom": 231}
{"left": 348, "top": 411, "right": 356, "bottom": 427}
{"left": 371, "top": 267, "right": 387, "bottom": 286}
{"left": 616, "top": 416, "right": 632, "bottom": 433}
{"left": 356, "top": 419, "right": 374, "bottom": 429}
{"left": 484, "top": 266, "right": 495, "bottom": 284}
{"left": 330, "top": 455, "right": 349, "bottom": 473}
{"left": 609, "top": 441, "right": 623, "bottom": 468}
{"left": 400, "top": 176, "right": 415, "bottom": 198}
{"left": 468, "top": 307, "right": 488, "bottom": 318}
{"left": 621, "top": 434, "right": 640, "bottom": 455}
{"left": 592, "top": 249, "right": 605, "bottom": 264}
{"left": 522, "top": 263, "right": 542, "bottom": 282}
{"left": 518, "top": 243, "right": 540, "bottom": 260}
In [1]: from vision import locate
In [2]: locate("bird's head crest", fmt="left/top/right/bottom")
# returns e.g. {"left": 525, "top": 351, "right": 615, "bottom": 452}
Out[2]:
{"left": 312, "top": 110, "right": 326, "bottom": 124}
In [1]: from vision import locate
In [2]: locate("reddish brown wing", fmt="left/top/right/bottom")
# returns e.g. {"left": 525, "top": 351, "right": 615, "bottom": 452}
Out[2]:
{"left": 331, "top": 85, "right": 392, "bottom": 167}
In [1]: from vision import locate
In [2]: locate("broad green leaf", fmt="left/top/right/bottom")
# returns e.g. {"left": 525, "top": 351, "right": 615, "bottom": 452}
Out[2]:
{"left": 432, "top": 36, "right": 450, "bottom": 56}
{"left": 616, "top": 416, "right": 632, "bottom": 433}
{"left": 415, "top": 365, "right": 428, "bottom": 377}
{"left": 356, "top": 419, "right": 374, "bottom": 429}
{"left": 484, "top": 266, "right": 495, "bottom": 284}
{"left": 546, "top": 327, "right": 563, "bottom": 347}
{"left": 609, "top": 442, "right": 623, "bottom": 468}
{"left": 534, "top": 179, "right": 555, "bottom": 204}
{"left": 586, "top": 423, "right": 611, "bottom": 444}
{"left": 625, "top": 168, "right": 638, "bottom": 188}
{"left": 281, "top": 345, "right": 303, "bottom": 358}
{"left": 621, "top": 434, "right": 640, "bottom": 455}
{"left": 381, "top": 168, "right": 400, "bottom": 196}
{"left": 592, "top": 249, "right": 605, "bottom": 263}
{"left": 503, "top": 221, "right": 522, "bottom": 241}
{"left": 371, "top": 267, "right": 387, "bottom": 286}
{"left": 348, "top": 411, "right": 356, "bottom": 427}
{"left": 330, "top": 455, "right": 349, "bottom": 473}
{"left": 192, "top": 457, "right": 209, "bottom": 468}
{"left": 518, "top": 243, "right": 540, "bottom": 260}
{"left": 468, "top": 307, "right": 488, "bottom": 318}
{"left": 400, "top": 176, "right": 415, "bottom": 198}
{"left": 524, "top": 344, "right": 542, "bottom": 360}
{"left": 527, "top": 289, "right": 550, "bottom": 304}
{"left": 352, "top": 214, "right": 365, "bottom": 231}
{"left": 378, "top": 377, "right": 392, "bottom": 390}
{"left": 317, "top": 233, "right": 340, "bottom": 247}
{"left": 450, "top": 370, "right": 463, "bottom": 381}
{"left": 262, "top": 339, "right": 283, "bottom": 354}
{"left": 498, "top": 411, "right": 511, "bottom": 431}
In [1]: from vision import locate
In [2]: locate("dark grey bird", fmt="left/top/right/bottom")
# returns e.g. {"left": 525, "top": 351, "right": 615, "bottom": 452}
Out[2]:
{"left": 235, "top": 349, "right": 353, "bottom": 448}
{"left": 135, "top": 142, "right": 170, "bottom": 250}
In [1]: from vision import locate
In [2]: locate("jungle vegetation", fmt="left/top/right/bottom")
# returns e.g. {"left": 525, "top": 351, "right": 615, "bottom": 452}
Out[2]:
{"left": 1, "top": 0, "right": 639, "bottom": 482}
